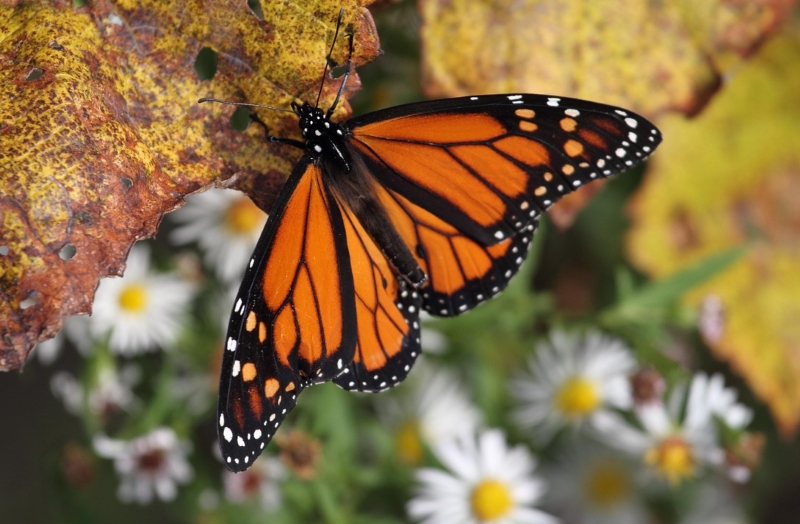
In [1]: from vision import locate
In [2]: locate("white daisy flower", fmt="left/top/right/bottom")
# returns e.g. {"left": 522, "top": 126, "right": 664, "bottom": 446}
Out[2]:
{"left": 94, "top": 427, "right": 193, "bottom": 504}
{"left": 170, "top": 188, "right": 267, "bottom": 282}
{"left": 407, "top": 429, "right": 556, "bottom": 524}
{"left": 51, "top": 364, "right": 140, "bottom": 418}
{"left": 223, "top": 455, "right": 286, "bottom": 511}
{"left": 378, "top": 360, "right": 482, "bottom": 464}
{"left": 510, "top": 330, "right": 636, "bottom": 444}
{"left": 544, "top": 442, "right": 649, "bottom": 524}
{"left": 591, "top": 373, "right": 752, "bottom": 485}
{"left": 90, "top": 244, "right": 194, "bottom": 355}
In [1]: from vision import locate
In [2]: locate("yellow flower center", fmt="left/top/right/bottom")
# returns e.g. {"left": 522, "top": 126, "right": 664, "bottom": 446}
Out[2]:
{"left": 583, "top": 461, "right": 632, "bottom": 508}
{"left": 471, "top": 479, "right": 514, "bottom": 521}
{"left": 225, "top": 196, "right": 264, "bottom": 234}
{"left": 395, "top": 420, "right": 423, "bottom": 465}
{"left": 553, "top": 376, "right": 600, "bottom": 418}
{"left": 644, "top": 436, "right": 695, "bottom": 485}
{"left": 118, "top": 284, "right": 148, "bottom": 313}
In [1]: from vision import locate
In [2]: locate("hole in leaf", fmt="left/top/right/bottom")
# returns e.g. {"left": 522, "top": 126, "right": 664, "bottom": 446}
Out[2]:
{"left": 248, "top": 0, "right": 264, "bottom": 20}
{"left": 194, "top": 47, "right": 218, "bottom": 81}
{"left": 230, "top": 106, "right": 251, "bottom": 131}
{"left": 59, "top": 244, "right": 77, "bottom": 260}
{"left": 121, "top": 177, "right": 133, "bottom": 188}
{"left": 25, "top": 67, "right": 44, "bottom": 82}
{"left": 0, "top": 246, "right": 8, "bottom": 256}
{"left": 20, "top": 292, "right": 40, "bottom": 310}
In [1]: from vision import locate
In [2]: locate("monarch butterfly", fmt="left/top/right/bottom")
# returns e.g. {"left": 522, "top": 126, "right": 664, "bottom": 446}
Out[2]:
{"left": 204, "top": 14, "right": 662, "bottom": 471}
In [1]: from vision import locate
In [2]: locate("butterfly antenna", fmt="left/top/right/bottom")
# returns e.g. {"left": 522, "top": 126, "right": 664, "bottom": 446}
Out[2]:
{"left": 326, "top": 28, "right": 354, "bottom": 119}
{"left": 315, "top": 8, "right": 345, "bottom": 109}
{"left": 197, "top": 98, "right": 295, "bottom": 114}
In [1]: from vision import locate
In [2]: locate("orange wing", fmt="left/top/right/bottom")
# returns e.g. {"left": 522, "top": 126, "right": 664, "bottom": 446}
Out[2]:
{"left": 218, "top": 158, "right": 356, "bottom": 471}
{"left": 346, "top": 94, "right": 661, "bottom": 315}
{"left": 333, "top": 197, "right": 422, "bottom": 392}
{"left": 372, "top": 182, "right": 534, "bottom": 316}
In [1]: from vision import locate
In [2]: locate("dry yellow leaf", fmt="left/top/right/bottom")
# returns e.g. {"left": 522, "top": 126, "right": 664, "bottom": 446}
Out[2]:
{"left": 420, "top": 0, "right": 795, "bottom": 115}
{"left": 0, "top": 0, "right": 379, "bottom": 370}
{"left": 626, "top": 27, "right": 800, "bottom": 436}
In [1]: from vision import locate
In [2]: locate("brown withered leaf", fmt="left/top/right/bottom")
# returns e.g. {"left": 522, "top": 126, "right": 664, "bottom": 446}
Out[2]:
{"left": 0, "top": 0, "right": 380, "bottom": 371}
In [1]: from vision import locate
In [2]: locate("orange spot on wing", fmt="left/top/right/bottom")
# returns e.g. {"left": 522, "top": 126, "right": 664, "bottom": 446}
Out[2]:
{"left": 264, "top": 378, "right": 279, "bottom": 399}
{"left": 246, "top": 311, "right": 257, "bottom": 332}
{"left": 242, "top": 362, "right": 257, "bottom": 382}
{"left": 519, "top": 121, "right": 538, "bottom": 133}
{"left": 515, "top": 108, "right": 535, "bottom": 119}
{"left": 258, "top": 322, "right": 267, "bottom": 343}
{"left": 564, "top": 139, "right": 584, "bottom": 157}
{"left": 560, "top": 117, "right": 577, "bottom": 132}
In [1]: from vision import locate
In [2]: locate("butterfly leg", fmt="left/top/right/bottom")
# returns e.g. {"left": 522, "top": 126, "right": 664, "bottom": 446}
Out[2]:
{"left": 248, "top": 112, "right": 270, "bottom": 140}
{"left": 248, "top": 112, "right": 305, "bottom": 150}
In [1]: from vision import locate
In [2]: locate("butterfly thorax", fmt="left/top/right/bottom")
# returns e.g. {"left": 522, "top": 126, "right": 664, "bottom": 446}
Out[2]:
{"left": 294, "top": 102, "right": 352, "bottom": 172}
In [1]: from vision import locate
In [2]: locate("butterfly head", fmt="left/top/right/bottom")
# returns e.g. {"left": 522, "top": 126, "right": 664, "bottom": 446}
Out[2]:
{"left": 293, "top": 101, "right": 352, "bottom": 171}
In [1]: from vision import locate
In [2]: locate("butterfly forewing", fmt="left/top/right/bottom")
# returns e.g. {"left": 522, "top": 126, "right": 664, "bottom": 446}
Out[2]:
{"left": 347, "top": 93, "right": 661, "bottom": 316}
{"left": 219, "top": 158, "right": 356, "bottom": 471}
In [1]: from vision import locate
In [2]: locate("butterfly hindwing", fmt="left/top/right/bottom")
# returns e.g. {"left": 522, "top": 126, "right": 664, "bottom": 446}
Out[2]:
{"left": 370, "top": 182, "right": 537, "bottom": 316}
{"left": 332, "top": 198, "right": 423, "bottom": 392}
{"left": 218, "top": 157, "right": 356, "bottom": 471}
{"left": 347, "top": 94, "right": 661, "bottom": 315}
